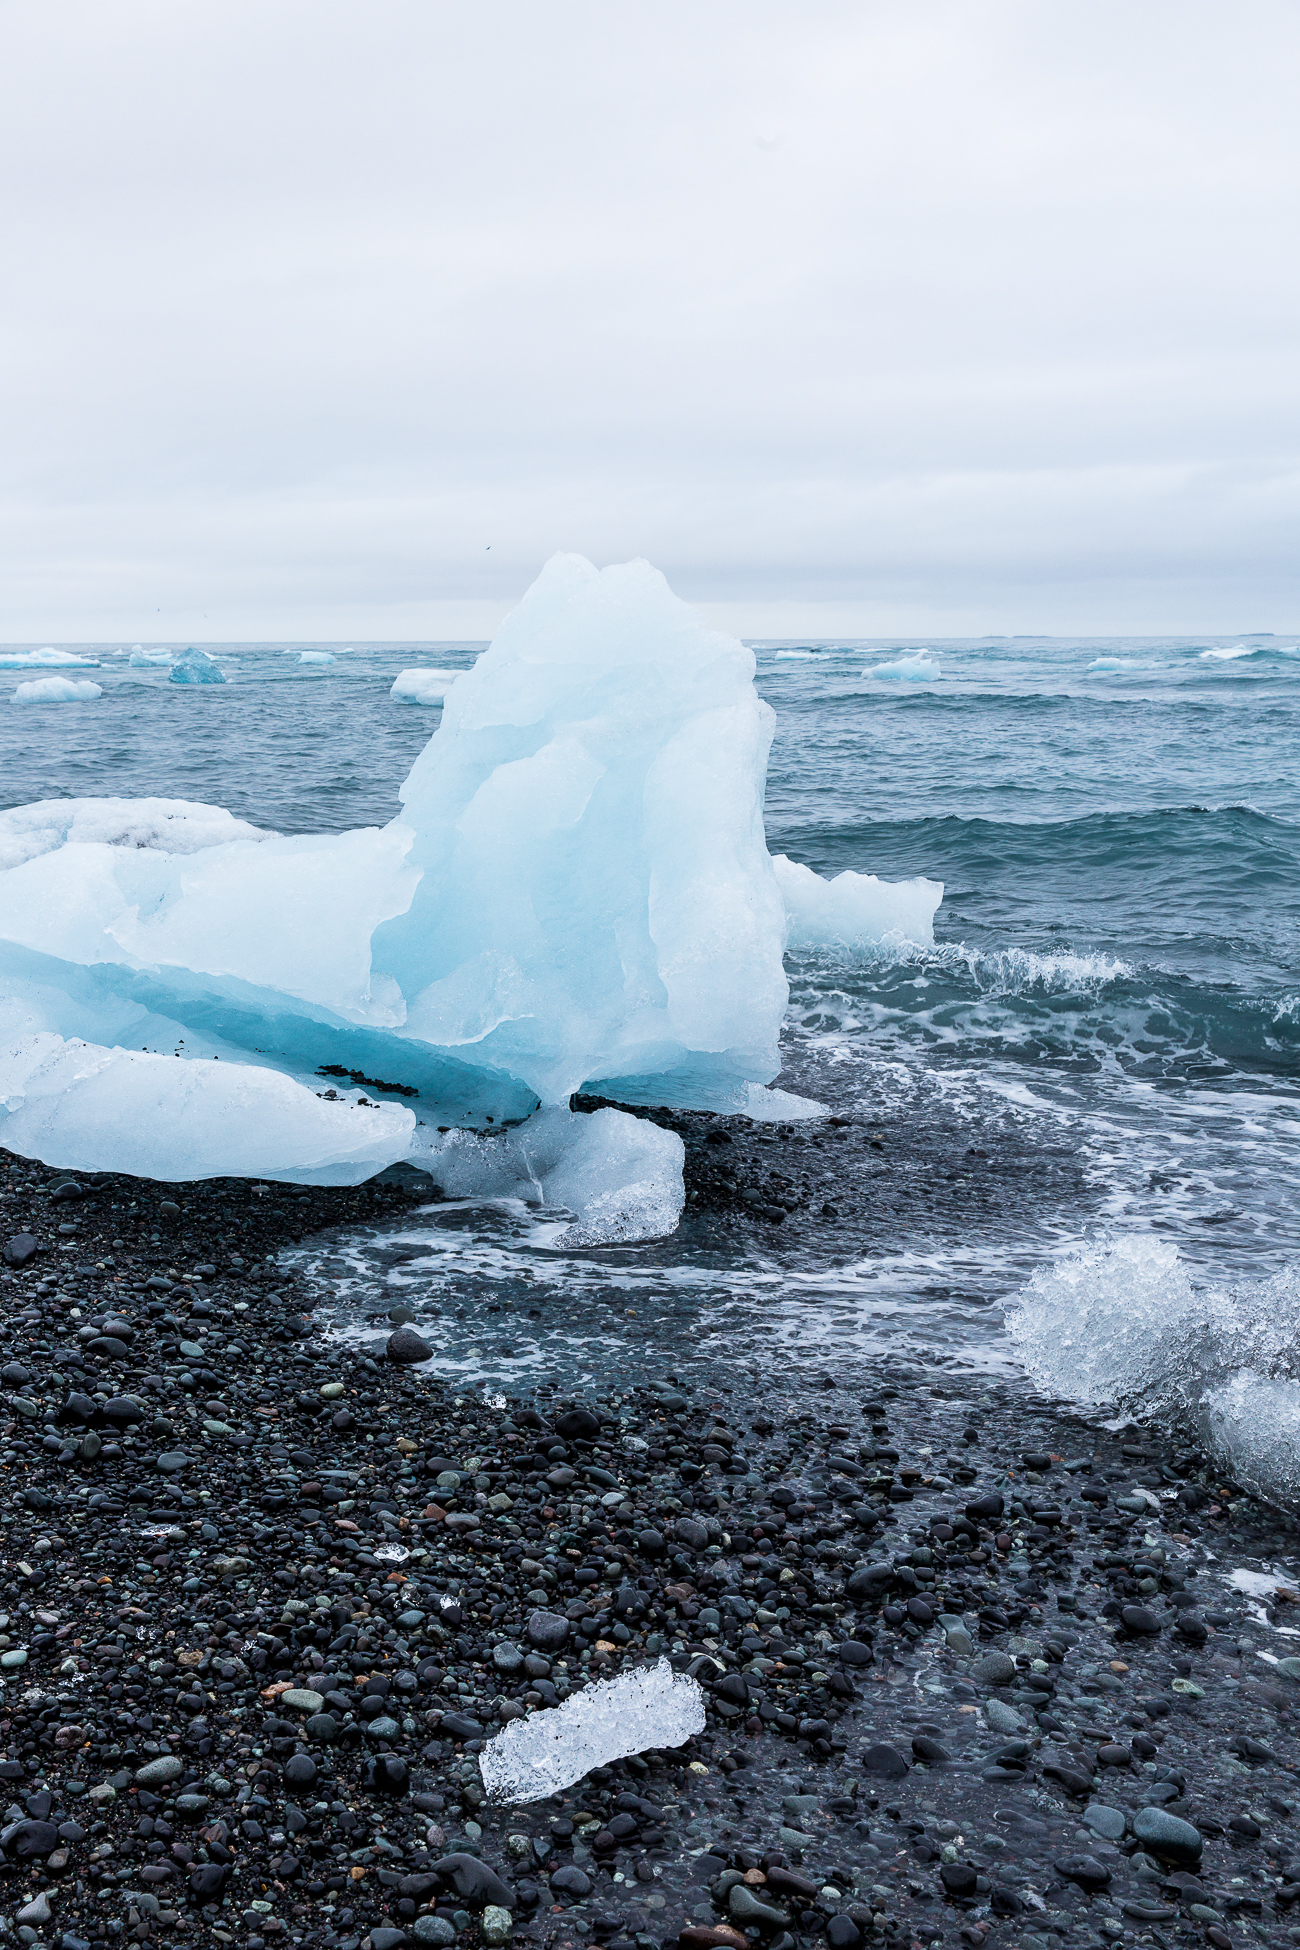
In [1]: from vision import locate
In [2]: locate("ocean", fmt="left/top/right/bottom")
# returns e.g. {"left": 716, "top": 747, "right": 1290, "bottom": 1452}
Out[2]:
{"left": 4, "top": 633, "right": 1298, "bottom": 1481}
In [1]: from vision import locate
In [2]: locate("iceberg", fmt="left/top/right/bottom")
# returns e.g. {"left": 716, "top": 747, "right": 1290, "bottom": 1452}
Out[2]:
{"left": 0, "top": 647, "right": 100, "bottom": 669}
{"left": 867, "top": 652, "right": 941, "bottom": 682}
{"left": 129, "top": 647, "right": 174, "bottom": 667}
{"left": 168, "top": 647, "right": 227, "bottom": 685}
{"left": 11, "top": 677, "right": 102, "bottom": 703}
{"left": 297, "top": 650, "right": 335, "bottom": 665}
{"left": 390, "top": 668, "right": 461, "bottom": 705}
{"left": 775, "top": 854, "right": 942, "bottom": 950}
{"left": 0, "top": 554, "right": 939, "bottom": 1194}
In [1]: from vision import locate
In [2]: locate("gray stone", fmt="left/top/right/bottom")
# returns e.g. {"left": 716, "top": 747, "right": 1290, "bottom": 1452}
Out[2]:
{"left": 492, "top": 1641, "right": 525, "bottom": 1674}
{"left": 279, "top": 1688, "right": 324, "bottom": 1713}
{"left": 1133, "top": 1806, "right": 1203, "bottom": 1861}
{"left": 3, "top": 1234, "right": 37, "bottom": 1268}
{"left": 526, "top": 1609, "right": 571, "bottom": 1652}
{"left": 15, "top": 1895, "right": 51, "bottom": 1926}
{"left": 155, "top": 1451, "right": 189, "bottom": 1474}
{"left": 481, "top": 1907, "right": 513, "bottom": 1945}
{"left": 134, "top": 1756, "right": 184, "bottom": 1786}
{"left": 674, "top": 1517, "right": 709, "bottom": 1551}
{"left": 985, "top": 1699, "right": 1024, "bottom": 1734}
{"left": 413, "top": 1921, "right": 457, "bottom": 1946}
{"left": 1084, "top": 1804, "right": 1128, "bottom": 1842}
{"left": 434, "top": 1854, "right": 516, "bottom": 1909}
{"left": 387, "top": 1326, "right": 433, "bottom": 1364}
{"left": 974, "top": 1651, "right": 1017, "bottom": 1685}
{"left": 729, "top": 1885, "right": 788, "bottom": 1929}
{"left": 861, "top": 1743, "right": 908, "bottom": 1778}
{"left": 371, "top": 1932, "right": 409, "bottom": 1950}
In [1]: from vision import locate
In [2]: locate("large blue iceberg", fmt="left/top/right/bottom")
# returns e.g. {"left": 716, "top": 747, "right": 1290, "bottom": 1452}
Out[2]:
{"left": 0, "top": 556, "right": 941, "bottom": 1221}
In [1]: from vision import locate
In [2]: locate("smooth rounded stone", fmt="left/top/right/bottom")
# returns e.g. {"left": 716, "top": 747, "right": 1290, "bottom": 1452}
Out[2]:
{"left": 975, "top": 1651, "right": 1017, "bottom": 1685}
{"left": 284, "top": 1754, "right": 318, "bottom": 1787}
{"left": 674, "top": 1516, "right": 709, "bottom": 1551}
{"left": 155, "top": 1451, "right": 189, "bottom": 1474}
{"left": 2, "top": 1235, "right": 37, "bottom": 1268}
{"left": 0, "top": 1649, "right": 27, "bottom": 1669}
{"left": 1121, "top": 1605, "right": 1162, "bottom": 1635}
{"left": 1275, "top": 1657, "right": 1300, "bottom": 1680}
{"left": 366, "top": 1714, "right": 402, "bottom": 1740}
{"left": 637, "top": 1528, "right": 666, "bottom": 1557}
{"left": 838, "top": 1639, "right": 873, "bottom": 1667}
{"left": 845, "top": 1561, "right": 893, "bottom": 1601}
{"left": 526, "top": 1609, "right": 571, "bottom": 1652}
{"left": 280, "top": 1688, "right": 324, "bottom": 1713}
{"left": 985, "top": 1699, "right": 1024, "bottom": 1734}
{"left": 1083, "top": 1804, "right": 1128, "bottom": 1842}
{"left": 371, "top": 1931, "right": 409, "bottom": 1950}
{"left": 305, "top": 1712, "right": 339, "bottom": 1742}
{"left": 16, "top": 1894, "right": 52, "bottom": 1926}
{"left": 87, "top": 1337, "right": 131, "bottom": 1359}
{"left": 1, "top": 1361, "right": 30, "bottom": 1384}
{"left": 1174, "top": 1611, "right": 1208, "bottom": 1643}
{"left": 79, "top": 1432, "right": 103, "bottom": 1460}
{"left": 729, "top": 1886, "right": 788, "bottom": 1929}
{"left": 912, "top": 1734, "right": 951, "bottom": 1763}
{"left": 190, "top": 1862, "right": 230, "bottom": 1899}
{"left": 940, "top": 1863, "right": 977, "bottom": 1895}
{"left": 1133, "top": 1806, "right": 1203, "bottom": 1860}
{"left": 175, "top": 1793, "right": 209, "bottom": 1816}
{"left": 550, "top": 1864, "right": 592, "bottom": 1898}
{"left": 940, "top": 1616, "right": 974, "bottom": 1654}
{"left": 135, "top": 1756, "right": 184, "bottom": 1786}
{"left": 861, "top": 1743, "right": 908, "bottom": 1779}
{"left": 493, "top": 1641, "right": 525, "bottom": 1674}
{"left": 413, "top": 1920, "right": 457, "bottom": 1946}
{"left": 102, "top": 1394, "right": 145, "bottom": 1424}
{"left": 320, "top": 1381, "right": 346, "bottom": 1398}
{"left": 555, "top": 1407, "right": 601, "bottom": 1440}
{"left": 824, "top": 1918, "right": 861, "bottom": 1950}
{"left": 966, "top": 1492, "right": 1004, "bottom": 1521}
{"left": 1054, "top": 1854, "right": 1111, "bottom": 1891}
{"left": 481, "top": 1906, "right": 513, "bottom": 1945}
{"left": 387, "top": 1326, "right": 433, "bottom": 1364}
{"left": 906, "top": 1596, "right": 934, "bottom": 1626}
{"left": 2, "top": 1819, "right": 59, "bottom": 1858}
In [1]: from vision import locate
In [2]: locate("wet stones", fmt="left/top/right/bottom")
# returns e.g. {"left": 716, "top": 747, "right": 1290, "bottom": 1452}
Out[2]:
{"left": 526, "top": 1609, "right": 571, "bottom": 1651}
{"left": 973, "top": 1651, "right": 1016, "bottom": 1685}
{"left": 1133, "top": 1806, "right": 1203, "bottom": 1861}
{"left": 386, "top": 1325, "right": 433, "bottom": 1363}
{"left": 861, "top": 1742, "right": 908, "bottom": 1778}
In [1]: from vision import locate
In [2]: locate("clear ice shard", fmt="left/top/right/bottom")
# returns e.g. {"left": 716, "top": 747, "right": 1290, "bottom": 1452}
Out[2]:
{"left": 478, "top": 1659, "right": 705, "bottom": 1803}
{"left": 0, "top": 553, "right": 940, "bottom": 1190}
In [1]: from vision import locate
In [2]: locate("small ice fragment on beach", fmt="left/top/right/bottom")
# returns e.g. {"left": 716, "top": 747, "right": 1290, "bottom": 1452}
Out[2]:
{"left": 478, "top": 1658, "right": 705, "bottom": 1803}
{"left": 11, "top": 677, "right": 102, "bottom": 703}
{"left": 390, "top": 668, "right": 460, "bottom": 705}
{"left": 168, "top": 647, "right": 227, "bottom": 685}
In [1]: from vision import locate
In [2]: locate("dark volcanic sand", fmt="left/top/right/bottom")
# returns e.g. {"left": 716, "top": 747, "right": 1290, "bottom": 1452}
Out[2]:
{"left": 1, "top": 1144, "right": 1299, "bottom": 1950}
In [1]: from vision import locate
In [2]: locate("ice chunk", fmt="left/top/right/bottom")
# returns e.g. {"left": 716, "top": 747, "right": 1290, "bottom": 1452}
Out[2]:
{"left": 0, "top": 647, "right": 100, "bottom": 669}
{"left": 867, "top": 652, "right": 941, "bottom": 681}
{"left": 376, "top": 554, "right": 788, "bottom": 1107}
{"left": 390, "top": 668, "right": 461, "bottom": 705}
{"left": 1086, "top": 656, "right": 1136, "bottom": 672}
{"left": 409, "top": 1105, "right": 684, "bottom": 1246}
{"left": 0, "top": 796, "right": 275, "bottom": 872}
{"left": 297, "top": 650, "right": 335, "bottom": 664}
{"left": 11, "top": 676, "right": 102, "bottom": 703}
{"left": 0, "top": 1032, "right": 414, "bottom": 1183}
{"left": 168, "top": 647, "right": 227, "bottom": 685}
{"left": 478, "top": 1658, "right": 705, "bottom": 1803}
{"left": 774, "top": 853, "right": 942, "bottom": 950}
{"left": 129, "top": 648, "right": 174, "bottom": 666}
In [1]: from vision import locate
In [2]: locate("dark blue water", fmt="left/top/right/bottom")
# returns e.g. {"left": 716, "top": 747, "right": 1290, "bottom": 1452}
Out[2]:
{"left": 4, "top": 633, "right": 1297, "bottom": 1383}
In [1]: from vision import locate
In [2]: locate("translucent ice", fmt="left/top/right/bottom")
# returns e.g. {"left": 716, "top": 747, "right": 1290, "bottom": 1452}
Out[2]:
{"left": 391, "top": 668, "right": 461, "bottom": 705}
{"left": 11, "top": 677, "right": 102, "bottom": 703}
{"left": 0, "top": 647, "right": 100, "bottom": 669}
{"left": 867, "top": 652, "right": 941, "bottom": 682}
{"left": 168, "top": 647, "right": 227, "bottom": 685}
{"left": 774, "top": 854, "right": 942, "bottom": 951}
{"left": 478, "top": 1658, "right": 705, "bottom": 1803}
{"left": 0, "top": 796, "right": 273, "bottom": 872}
{"left": 0, "top": 1032, "right": 414, "bottom": 1184}
{"left": 410, "top": 1105, "right": 684, "bottom": 1246}
{"left": 297, "top": 650, "right": 335, "bottom": 665}
{"left": 129, "top": 648, "right": 174, "bottom": 666}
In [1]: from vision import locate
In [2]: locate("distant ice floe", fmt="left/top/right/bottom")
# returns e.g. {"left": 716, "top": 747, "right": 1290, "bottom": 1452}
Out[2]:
{"left": 0, "top": 553, "right": 937, "bottom": 1212}
{"left": 390, "top": 668, "right": 461, "bottom": 705}
{"left": 867, "top": 652, "right": 941, "bottom": 682}
{"left": 1086, "top": 656, "right": 1137, "bottom": 673}
{"left": 0, "top": 647, "right": 100, "bottom": 669}
{"left": 1008, "top": 1234, "right": 1300, "bottom": 1510}
{"left": 168, "top": 647, "right": 227, "bottom": 685}
{"left": 11, "top": 677, "right": 102, "bottom": 704}
{"left": 296, "top": 651, "right": 335, "bottom": 665}
{"left": 129, "top": 647, "right": 173, "bottom": 667}
{"left": 479, "top": 1659, "right": 705, "bottom": 1803}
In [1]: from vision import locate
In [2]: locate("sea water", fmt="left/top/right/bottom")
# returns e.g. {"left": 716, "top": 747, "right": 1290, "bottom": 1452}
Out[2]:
{"left": 3, "top": 633, "right": 1297, "bottom": 1428}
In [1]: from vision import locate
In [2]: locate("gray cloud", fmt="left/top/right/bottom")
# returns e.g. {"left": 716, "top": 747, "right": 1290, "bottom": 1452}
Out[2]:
{"left": 2, "top": 0, "right": 1298, "bottom": 637}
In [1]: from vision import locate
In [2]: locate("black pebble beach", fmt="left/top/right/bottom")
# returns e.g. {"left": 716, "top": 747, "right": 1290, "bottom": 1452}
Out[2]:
{"left": 2, "top": 1149, "right": 1298, "bottom": 1950}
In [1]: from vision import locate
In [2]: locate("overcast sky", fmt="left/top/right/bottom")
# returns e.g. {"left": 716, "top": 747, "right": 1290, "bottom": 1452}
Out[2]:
{"left": 3, "top": 1, "right": 1299, "bottom": 640}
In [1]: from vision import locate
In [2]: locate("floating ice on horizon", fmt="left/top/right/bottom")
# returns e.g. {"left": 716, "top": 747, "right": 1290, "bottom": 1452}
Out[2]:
{"left": 479, "top": 1658, "right": 705, "bottom": 1803}
{"left": 774, "top": 853, "right": 942, "bottom": 950}
{"left": 390, "top": 668, "right": 461, "bottom": 705}
{"left": 168, "top": 647, "right": 227, "bottom": 685}
{"left": 0, "top": 1032, "right": 414, "bottom": 1184}
{"left": 867, "top": 652, "right": 941, "bottom": 682}
{"left": 129, "top": 648, "right": 173, "bottom": 667}
{"left": 0, "top": 553, "right": 935, "bottom": 1186}
{"left": 11, "top": 677, "right": 102, "bottom": 703}
{"left": 0, "top": 647, "right": 101, "bottom": 669}
{"left": 410, "top": 1105, "right": 684, "bottom": 1246}
{"left": 297, "top": 650, "right": 335, "bottom": 664}
{"left": 1086, "top": 656, "right": 1136, "bottom": 672}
